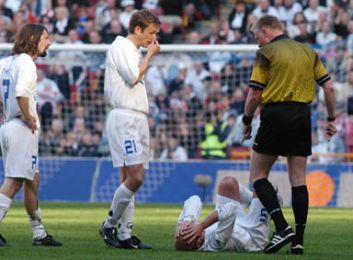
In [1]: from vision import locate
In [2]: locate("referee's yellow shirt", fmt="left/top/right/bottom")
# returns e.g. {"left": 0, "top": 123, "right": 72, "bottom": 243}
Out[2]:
{"left": 249, "top": 34, "right": 330, "bottom": 104}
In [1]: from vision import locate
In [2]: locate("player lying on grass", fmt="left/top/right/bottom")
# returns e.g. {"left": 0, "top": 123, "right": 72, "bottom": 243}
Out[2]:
{"left": 175, "top": 176, "right": 275, "bottom": 252}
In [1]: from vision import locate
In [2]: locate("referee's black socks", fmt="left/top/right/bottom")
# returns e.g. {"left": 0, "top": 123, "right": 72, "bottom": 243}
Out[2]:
{"left": 292, "top": 185, "right": 308, "bottom": 246}
{"left": 254, "top": 178, "right": 289, "bottom": 232}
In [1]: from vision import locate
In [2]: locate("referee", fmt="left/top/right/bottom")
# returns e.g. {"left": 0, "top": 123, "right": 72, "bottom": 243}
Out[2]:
{"left": 242, "top": 15, "right": 336, "bottom": 255}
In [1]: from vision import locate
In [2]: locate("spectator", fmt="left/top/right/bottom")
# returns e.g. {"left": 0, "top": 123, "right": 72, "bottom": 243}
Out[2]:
{"left": 287, "top": 12, "right": 310, "bottom": 38}
{"left": 36, "top": 67, "right": 64, "bottom": 132}
{"left": 95, "top": 0, "right": 118, "bottom": 31}
{"left": 39, "top": 118, "right": 65, "bottom": 155}
{"left": 252, "top": 0, "right": 279, "bottom": 19}
{"left": 0, "top": 15, "right": 11, "bottom": 42}
{"left": 78, "top": 132, "right": 99, "bottom": 157}
{"left": 168, "top": 63, "right": 187, "bottom": 95}
{"left": 186, "top": 31, "right": 201, "bottom": 44}
{"left": 293, "top": 19, "right": 316, "bottom": 44}
{"left": 49, "top": 64, "right": 71, "bottom": 101}
{"left": 228, "top": 0, "right": 248, "bottom": 34}
{"left": 160, "top": 135, "right": 188, "bottom": 161}
{"left": 101, "top": 18, "right": 127, "bottom": 43}
{"left": 200, "top": 23, "right": 221, "bottom": 44}
{"left": 0, "top": 0, "right": 13, "bottom": 21}
{"left": 39, "top": 15, "right": 55, "bottom": 34}
{"left": 316, "top": 20, "right": 337, "bottom": 47}
{"left": 278, "top": 0, "right": 302, "bottom": 26}
{"left": 185, "top": 61, "right": 210, "bottom": 100}
{"left": 346, "top": 20, "right": 353, "bottom": 53}
{"left": 145, "top": 64, "right": 166, "bottom": 96}
{"left": 333, "top": 9, "right": 350, "bottom": 39}
{"left": 119, "top": 0, "right": 137, "bottom": 30}
{"left": 200, "top": 110, "right": 230, "bottom": 159}
{"left": 303, "top": 0, "right": 327, "bottom": 31}
{"left": 53, "top": 6, "right": 75, "bottom": 42}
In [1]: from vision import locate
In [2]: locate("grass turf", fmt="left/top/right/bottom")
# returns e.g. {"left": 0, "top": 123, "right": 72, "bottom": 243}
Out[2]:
{"left": 0, "top": 203, "right": 352, "bottom": 259}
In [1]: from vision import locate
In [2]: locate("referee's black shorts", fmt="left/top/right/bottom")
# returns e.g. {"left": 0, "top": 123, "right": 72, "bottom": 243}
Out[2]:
{"left": 253, "top": 102, "right": 312, "bottom": 157}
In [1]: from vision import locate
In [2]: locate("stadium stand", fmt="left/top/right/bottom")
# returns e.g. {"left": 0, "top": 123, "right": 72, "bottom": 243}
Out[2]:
{"left": 0, "top": 0, "right": 352, "bottom": 163}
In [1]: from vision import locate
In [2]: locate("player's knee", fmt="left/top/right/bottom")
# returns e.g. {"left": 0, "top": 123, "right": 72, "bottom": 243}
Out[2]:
{"left": 129, "top": 173, "right": 144, "bottom": 188}
{"left": 33, "top": 174, "right": 40, "bottom": 187}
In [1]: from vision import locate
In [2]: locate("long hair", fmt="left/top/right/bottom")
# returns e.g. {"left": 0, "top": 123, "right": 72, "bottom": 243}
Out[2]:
{"left": 12, "top": 23, "right": 47, "bottom": 56}
{"left": 129, "top": 9, "right": 160, "bottom": 34}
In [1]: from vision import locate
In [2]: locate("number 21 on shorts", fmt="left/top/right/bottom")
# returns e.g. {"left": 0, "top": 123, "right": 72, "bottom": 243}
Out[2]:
{"left": 124, "top": 139, "right": 137, "bottom": 154}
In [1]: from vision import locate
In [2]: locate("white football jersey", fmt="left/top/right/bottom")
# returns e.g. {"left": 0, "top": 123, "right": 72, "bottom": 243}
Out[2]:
{"left": 200, "top": 197, "right": 270, "bottom": 252}
{"left": 0, "top": 53, "right": 39, "bottom": 127}
{"left": 104, "top": 36, "right": 149, "bottom": 114}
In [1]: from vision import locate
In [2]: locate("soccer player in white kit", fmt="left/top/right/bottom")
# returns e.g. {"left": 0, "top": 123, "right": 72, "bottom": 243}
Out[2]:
{"left": 0, "top": 24, "right": 62, "bottom": 246}
{"left": 175, "top": 176, "right": 271, "bottom": 252}
{"left": 99, "top": 10, "right": 160, "bottom": 249}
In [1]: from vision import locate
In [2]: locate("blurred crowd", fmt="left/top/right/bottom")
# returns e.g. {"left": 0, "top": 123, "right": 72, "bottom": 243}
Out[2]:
{"left": 1, "top": 0, "right": 353, "bottom": 162}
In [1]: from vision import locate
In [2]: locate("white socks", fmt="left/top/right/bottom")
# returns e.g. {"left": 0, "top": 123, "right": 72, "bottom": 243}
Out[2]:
{"left": 28, "top": 208, "right": 46, "bottom": 239}
{"left": 104, "top": 183, "right": 134, "bottom": 229}
{"left": 118, "top": 196, "right": 135, "bottom": 240}
{"left": 0, "top": 193, "right": 12, "bottom": 223}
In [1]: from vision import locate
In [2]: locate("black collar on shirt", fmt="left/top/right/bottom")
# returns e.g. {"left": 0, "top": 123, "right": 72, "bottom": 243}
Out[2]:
{"left": 270, "top": 34, "right": 288, "bottom": 43}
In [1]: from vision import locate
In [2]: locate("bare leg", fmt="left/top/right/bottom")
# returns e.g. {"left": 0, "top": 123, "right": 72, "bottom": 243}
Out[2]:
{"left": 0, "top": 177, "right": 23, "bottom": 223}
{"left": 24, "top": 172, "right": 46, "bottom": 239}
{"left": 0, "top": 177, "right": 23, "bottom": 199}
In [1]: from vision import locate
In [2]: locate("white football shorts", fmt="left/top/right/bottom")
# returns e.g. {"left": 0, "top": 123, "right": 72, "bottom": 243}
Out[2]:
{"left": 106, "top": 108, "right": 150, "bottom": 169}
{"left": 0, "top": 119, "right": 39, "bottom": 180}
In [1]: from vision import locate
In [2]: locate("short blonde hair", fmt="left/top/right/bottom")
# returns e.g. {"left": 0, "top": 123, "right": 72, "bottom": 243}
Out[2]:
{"left": 253, "top": 15, "right": 282, "bottom": 31}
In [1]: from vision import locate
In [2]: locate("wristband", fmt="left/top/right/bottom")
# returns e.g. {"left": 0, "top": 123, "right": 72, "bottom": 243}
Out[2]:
{"left": 242, "top": 115, "right": 253, "bottom": 125}
{"left": 327, "top": 116, "right": 336, "bottom": 122}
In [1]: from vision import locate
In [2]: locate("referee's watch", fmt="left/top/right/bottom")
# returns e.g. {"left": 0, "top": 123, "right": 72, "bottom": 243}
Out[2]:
{"left": 327, "top": 116, "right": 336, "bottom": 122}
{"left": 242, "top": 115, "right": 253, "bottom": 125}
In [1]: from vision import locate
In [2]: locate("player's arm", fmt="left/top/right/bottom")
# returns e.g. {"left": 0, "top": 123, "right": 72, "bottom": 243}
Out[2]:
{"left": 16, "top": 57, "right": 37, "bottom": 133}
{"left": 17, "top": 97, "right": 37, "bottom": 133}
{"left": 132, "top": 40, "right": 160, "bottom": 86}
{"left": 182, "top": 210, "right": 218, "bottom": 244}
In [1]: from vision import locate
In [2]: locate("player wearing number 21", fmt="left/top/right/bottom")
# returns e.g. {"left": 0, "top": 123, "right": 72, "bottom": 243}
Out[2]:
{"left": 100, "top": 10, "right": 160, "bottom": 249}
{"left": 0, "top": 24, "right": 62, "bottom": 246}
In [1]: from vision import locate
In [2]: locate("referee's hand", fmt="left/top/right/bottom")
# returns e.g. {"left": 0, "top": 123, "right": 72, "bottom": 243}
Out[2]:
{"left": 242, "top": 124, "right": 252, "bottom": 143}
{"left": 324, "top": 122, "right": 337, "bottom": 141}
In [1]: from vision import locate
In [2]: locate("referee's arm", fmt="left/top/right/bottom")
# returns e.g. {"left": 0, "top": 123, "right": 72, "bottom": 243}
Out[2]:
{"left": 242, "top": 87, "right": 262, "bottom": 141}
{"left": 321, "top": 79, "right": 336, "bottom": 119}
{"left": 244, "top": 88, "right": 262, "bottom": 119}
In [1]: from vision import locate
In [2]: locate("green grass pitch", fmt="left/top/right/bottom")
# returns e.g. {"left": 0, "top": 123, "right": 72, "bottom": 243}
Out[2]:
{"left": 0, "top": 202, "right": 352, "bottom": 259}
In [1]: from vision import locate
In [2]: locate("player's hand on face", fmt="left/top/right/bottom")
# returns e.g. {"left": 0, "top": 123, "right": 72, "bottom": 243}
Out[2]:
{"left": 23, "top": 115, "right": 37, "bottom": 133}
{"left": 148, "top": 40, "right": 160, "bottom": 56}
{"left": 181, "top": 223, "right": 203, "bottom": 244}
{"left": 324, "top": 122, "right": 337, "bottom": 140}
